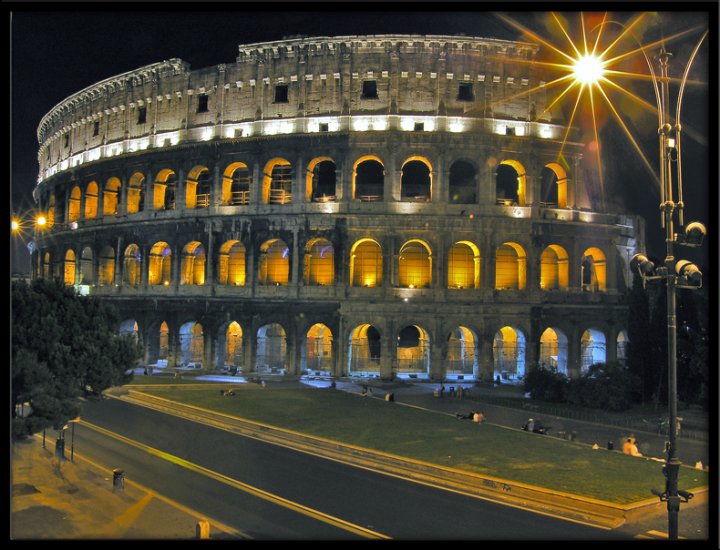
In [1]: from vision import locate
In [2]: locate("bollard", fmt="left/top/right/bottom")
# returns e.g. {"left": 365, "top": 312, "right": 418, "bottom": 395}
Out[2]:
{"left": 196, "top": 520, "right": 211, "bottom": 539}
{"left": 112, "top": 469, "right": 124, "bottom": 491}
{"left": 607, "top": 441, "right": 614, "bottom": 451}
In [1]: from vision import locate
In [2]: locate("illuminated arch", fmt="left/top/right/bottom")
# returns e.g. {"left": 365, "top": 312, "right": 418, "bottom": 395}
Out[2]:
{"left": 185, "top": 166, "right": 211, "bottom": 209}
{"left": 258, "top": 239, "right": 290, "bottom": 285}
{"left": 397, "top": 325, "right": 430, "bottom": 375}
{"left": 540, "top": 245, "right": 569, "bottom": 290}
{"left": 400, "top": 157, "right": 432, "bottom": 201}
{"left": 262, "top": 158, "right": 292, "bottom": 204}
{"left": 256, "top": 323, "right": 287, "bottom": 373}
{"left": 42, "top": 251, "right": 52, "bottom": 279}
{"left": 496, "top": 160, "right": 526, "bottom": 206}
{"left": 398, "top": 240, "right": 432, "bottom": 288}
{"left": 127, "top": 172, "right": 145, "bottom": 214}
{"left": 84, "top": 181, "right": 98, "bottom": 219}
{"left": 303, "top": 323, "right": 333, "bottom": 372}
{"left": 582, "top": 247, "right": 607, "bottom": 292}
{"left": 148, "top": 242, "right": 172, "bottom": 286}
{"left": 218, "top": 240, "right": 246, "bottom": 286}
{"left": 493, "top": 326, "right": 526, "bottom": 380}
{"left": 222, "top": 162, "right": 251, "bottom": 205}
{"left": 616, "top": 330, "right": 629, "bottom": 365}
{"left": 348, "top": 324, "right": 381, "bottom": 375}
{"left": 119, "top": 319, "right": 139, "bottom": 339}
{"left": 447, "top": 241, "right": 480, "bottom": 289}
{"left": 153, "top": 169, "right": 177, "bottom": 210}
{"left": 46, "top": 195, "right": 56, "bottom": 228}
{"left": 179, "top": 322, "right": 204, "bottom": 366}
{"left": 539, "top": 327, "right": 569, "bottom": 374}
{"left": 123, "top": 244, "right": 141, "bottom": 286}
{"left": 180, "top": 242, "right": 206, "bottom": 285}
{"left": 222, "top": 321, "right": 244, "bottom": 369}
{"left": 445, "top": 326, "right": 478, "bottom": 377}
{"left": 541, "top": 162, "right": 568, "bottom": 208}
{"left": 68, "top": 186, "right": 81, "bottom": 222}
{"left": 98, "top": 245, "right": 115, "bottom": 286}
{"left": 104, "top": 177, "right": 121, "bottom": 216}
{"left": 495, "top": 242, "right": 527, "bottom": 290}
{"left": 580, "top": 328, "right": 607, "bottom": 373}
{"left": 352, "top": 155, "right": 384, "bottom": 201}
{"left": 350, "top": 238, "right": 383, "bottom": 287}
{"left": 304, "top": 238, "right": 334, "bottom": 286}
{"left": 306, "top": 157, "right": 337, "bottom": 202}
{"left": 63, "top": 248, "right": 76, "bottom": 286}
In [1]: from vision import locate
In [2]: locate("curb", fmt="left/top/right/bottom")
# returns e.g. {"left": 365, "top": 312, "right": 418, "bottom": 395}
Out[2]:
{"left": 111, "top": 388, "right": 707, "bottom": 530}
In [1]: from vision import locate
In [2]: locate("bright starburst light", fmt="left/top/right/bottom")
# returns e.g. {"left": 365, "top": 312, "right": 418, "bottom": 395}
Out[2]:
{"left": 495, "top": 12, "right": 708, "bottom": 205}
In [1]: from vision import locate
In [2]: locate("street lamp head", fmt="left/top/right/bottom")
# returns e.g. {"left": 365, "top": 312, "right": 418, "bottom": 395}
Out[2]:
{"left": 675, "top": 260, "right": 702, "bottom": 287}
{"left": 680, "top": 222, "right": 706, "bottom": 247}
{"left": 11, "top": 219, "right": 20, "bottom": 232}
{"left": 36, "top": 215, "right": 47, "bottom": 227}
{"left": 630, "top": 253, "right": 655, "bottom": 276}
{"left": 572, "top": 54, "right": 605, "bottom": 85}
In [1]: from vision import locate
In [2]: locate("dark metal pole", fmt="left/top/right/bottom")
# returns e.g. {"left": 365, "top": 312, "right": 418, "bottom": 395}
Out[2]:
{"left": 658, "top": 48, "right": 681, "bottom": 541}
{"left": 71, "top": 422, "right": 75, "bottom": 462}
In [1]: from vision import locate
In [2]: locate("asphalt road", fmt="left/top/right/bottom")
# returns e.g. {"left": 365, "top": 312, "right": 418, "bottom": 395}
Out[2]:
{"left": 76, "top": 397, "right": 632, "bottom": 540}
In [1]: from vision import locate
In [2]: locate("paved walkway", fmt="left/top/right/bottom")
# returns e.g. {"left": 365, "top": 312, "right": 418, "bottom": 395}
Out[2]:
{"left": 10, "top": 377, "right": 712, "bottom": 540}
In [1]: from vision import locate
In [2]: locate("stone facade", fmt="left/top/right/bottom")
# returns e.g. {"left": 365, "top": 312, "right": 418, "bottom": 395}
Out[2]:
{"left": 32, "top": 35, "right": 644, "bottom": 382}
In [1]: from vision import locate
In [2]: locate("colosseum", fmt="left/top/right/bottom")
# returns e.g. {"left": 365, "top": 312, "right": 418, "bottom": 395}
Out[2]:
{"left": 31, "top": 34, "right": 644, "bottom": 383}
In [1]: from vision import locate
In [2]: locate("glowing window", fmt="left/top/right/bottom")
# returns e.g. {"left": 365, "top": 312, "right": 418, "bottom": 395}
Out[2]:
{"left": 495, "top": 161, "right": 526, "bottom": 206}
{"left": 582, "top": 247, "right": 607, "bottom": 292}
{"left": 98, "top": 246, "right": 115, "bottom": 286}
{"left": 448, "top": 242, "right": 479, "bottom": 289}
{"left": 127, "top": 172, "right": 145, "bottom": 214}
{"left": 64, "top": 249, "right": 76, "bottom": 286}
{"left": 348, "top": 324, "right": 381, "bottom": 374}
{"left": 398, "top": 241, "right": 431, "bottom": 288}
{"left": 68, "top": 186, "right": 81, "bottom": 222}
{"left": 305, "top": 323, "right": 333, "bottom": 371}
{"left": 540, "top": 245, "right": 569, "bottom": 290}
{"left": 159, "top": 321, "right": 169, "bottom": 360}
{"left": 225, "top": 322, "right": 243, "bottom": 367}
{"left": 397, "top": 325, "right": 430, "bottom": 374}
{"left": 123, "top": 244, "right": 141, "bottom": 286}
{"left": 180, "top": 242, "right": 206, "bottom": 285}
{"left": 580, "top": 329, "right": 606, "bottom": 373}
{"left": 446, "top": 326, "right": 477, "bottom": 376}
{"left": 218, "top": 240, "right": 246, "bottom": 286}
{"left": 79, "top": 247, "right": 93, "bottom": 285}
{"left": 104, "top": 178, "right": 121, "bottom": 216}
{"left": 256, "top": 323, "right": 286, "bottom": 372}
{"left": 493, "top": 326, "right": 526, "bottom": 379}
{"left": 539, "top": 327, "right": 568, "bottom": 374}
{"left": 148, "top": 242, "right": 172, "bottom": 285}
{"left": 495, "top": 243, "right": 526, "bottom": 290}
{"left": 223, "top": 163, "right": 251, "bottom": 206}
{"left": 84, "top": 182, "right": 98, "bottom": 219}
{"left": 154, "top": 169, "right": 177, "bottom": 210}
{"left": 304, "top": 239, "right": 334, "bottom": 286}
{"left": 350, "top": 239, "right": 382, "bottom": 287}
{"left": 258, "top": 239, "right": 289, "bottom": 285}
{"left": 262, "top": 159, "right": 292, "bottom": 204}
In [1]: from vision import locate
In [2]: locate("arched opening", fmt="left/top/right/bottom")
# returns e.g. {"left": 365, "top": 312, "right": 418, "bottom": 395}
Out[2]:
{"left": 582, "top": 247, "right": 607, "bottom": 292}
{"left": 353, "top": 156, "right": 384, "bottom": 201}
{"left": 495, "top": 242, "right": 527, "bottom": 290}
{"left": 64, "top": 249, "right": 76, "bottom": 286}
{"left": 493, "top": 326, "right": 526, "bottom": 381}
{"left": 148, "top": 242, "right": 172, "bottom": 286}
{"left": 68, "top": 186, "right": 81, "bottom": 222}
{"left": 495, "top": 160, "right": 526, "bottom": 206}
{"left": 217, "top": 321, "right": 243, "bottom": 371}
{"left": 127, "top": 172, "right": 145, "bottom": 214}
{"left": 447, "top": 241, "right": 480, "bottom": 289}
{"left": 304, "top": 238, "right": 334, "bottom": 286}
{"left": 581, "top": 328, "right": 607, "bottom": 373}
{"left": 256, "top": 323, "right": 287, "bottom": 373}
{"left": 397, "top": 325, "right": 430, "bottom": 377}
{"left": 84, "top": 181, "right": 98, "bottom": 219}
{"left": 223, "top": 162, "right": 251, "bottom": 205}
{"left": 123, "top": 244, "right": 141, "bottom": 286}
{"left": 262, "top": 158, "right": 292, "bottom": 205}
{"left": 98, "top": 246, "right": 115, "bottom": 286}
{"left": 47, "top": 195, "right": 56, "bottom": 228}
{"left": 348, "top": 324, "right": 381, "bottom": 375}
{"left": 104, "top": 177, "right": 121, "bottom": 216}
{"left": 539, "top": 327, "right": 569, "bottom": 375}
{"left": 119, "top": 319, "right": 139, "bottom": 339}
{"left": 400, "top": 158, "right": 432, "bottom": 202}
{"left": 540, "top": 163, "right": 568, "bottom": 208}
{"left": 218, "top": 240, "right": 246, "bottom": 286}
{"left": 398, "top": 240, "right": 432, "bottom": 288}
{"left": 79, "top": 247, "right": 93, "bottom": 285}
{"left": 540, "top": 245, "right": 569, "bottom": 290}
{"left": 179, "top": 322, "right": 204, "bottom": 367}
{"left": 185, "top": 166, "right": 211, "bottom": 209}
{"left": 350, "top": 239, "right": 382, "bottom": 287}
{"left": 258, "top": 239, "right": 290, "bottom": 285}
{"left": 303, "top": 323, "right": 333, "bottom": 373}
{"left": 42, "top": 252, "right": 52, "bottom": 280}
{"left": 154, "top": 169, "right": 177, "bottom": 210}
{"left": 448, "top": 160, "right": 477, "bottom": 204}
{"left": 445, "top": 326, "right": 477, "bottom": 379}
{"left": 616, "top": 330, "right": 628, "bottom": 365}
{"left": 306, "top": 158, "right": 337, "bottom": 202}
{"left": 180, "top": 242, "right": 205, "bottom": 286}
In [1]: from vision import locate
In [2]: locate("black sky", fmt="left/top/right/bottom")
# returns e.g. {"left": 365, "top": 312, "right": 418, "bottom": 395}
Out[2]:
{"left": 9, "top": 4, "right": 716, "bottom": 274}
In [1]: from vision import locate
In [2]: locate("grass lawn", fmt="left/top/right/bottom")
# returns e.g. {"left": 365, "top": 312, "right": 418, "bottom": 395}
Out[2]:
{"left": 131, "top": 382, "right": 708, "bottom": 504}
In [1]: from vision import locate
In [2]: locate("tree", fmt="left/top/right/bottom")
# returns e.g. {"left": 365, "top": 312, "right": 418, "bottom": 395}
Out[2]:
{"left": 12, "top": 279, "right": 141, "bottom": 439}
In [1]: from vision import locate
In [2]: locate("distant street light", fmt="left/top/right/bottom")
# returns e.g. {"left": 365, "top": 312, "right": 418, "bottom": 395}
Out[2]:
{"left": 629, "top": 29, "right": 707, "bottom": 541}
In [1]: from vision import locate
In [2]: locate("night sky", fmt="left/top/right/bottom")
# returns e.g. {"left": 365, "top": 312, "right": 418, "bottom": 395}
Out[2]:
{"left": 10, "top": 5, "right": 715, "bottom": 275}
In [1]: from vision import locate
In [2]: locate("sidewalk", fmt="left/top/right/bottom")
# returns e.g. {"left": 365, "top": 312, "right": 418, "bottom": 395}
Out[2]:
{"left": 10, "top": 436, "right": 236, "bottom": 540}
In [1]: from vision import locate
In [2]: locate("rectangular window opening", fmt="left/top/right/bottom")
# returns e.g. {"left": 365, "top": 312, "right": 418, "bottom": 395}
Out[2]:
{"left": 274, "top": 84, "right": 289, "bottom": 103}
{"left": 137, "top": 107, "right": 147, "bottom": 124}
{"left": 457, "top": 82, "right": 474, "bottom": 101}
{"left": 414, "top": 122, "right": 425, "bottom": 132}
{"left": 197, "top": 94, "right": 209, "bottom": 113}
{"left": 361, "top": 80, "right": 378, "bottom": 100}
{"left": 93, "top": 121, "right": 100, "bottom": 136}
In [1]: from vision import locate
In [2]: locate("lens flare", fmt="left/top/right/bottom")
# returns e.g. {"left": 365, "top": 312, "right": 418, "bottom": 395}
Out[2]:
{"left": 573, "top": 55, "right": 605, "bottom": 85}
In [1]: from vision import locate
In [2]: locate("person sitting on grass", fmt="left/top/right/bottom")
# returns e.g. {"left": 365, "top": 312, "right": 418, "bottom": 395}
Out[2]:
{"left": 456, "top": 410, "right": 477, "bottom": 420}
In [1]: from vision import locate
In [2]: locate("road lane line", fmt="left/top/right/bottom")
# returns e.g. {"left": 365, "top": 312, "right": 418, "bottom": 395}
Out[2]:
{"left": 81, "top": 420, "right": 391, "bottom": 540}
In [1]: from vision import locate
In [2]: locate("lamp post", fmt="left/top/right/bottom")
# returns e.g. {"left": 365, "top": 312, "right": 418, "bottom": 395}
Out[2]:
{"left": 631, "top": 30, "right": 707, "bottom": 541}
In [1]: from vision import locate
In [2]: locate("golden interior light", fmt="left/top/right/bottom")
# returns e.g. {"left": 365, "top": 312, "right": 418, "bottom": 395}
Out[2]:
{"left": 573, "top": 54, "right": 605, "bottom": 85}
{"left": 36, "top": 215, "right": 47, "bottom": 227}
